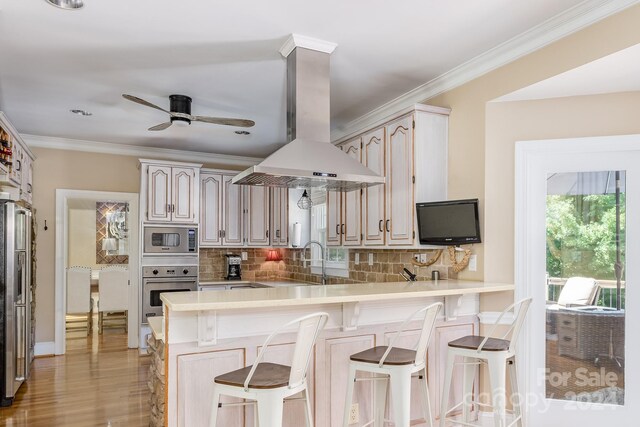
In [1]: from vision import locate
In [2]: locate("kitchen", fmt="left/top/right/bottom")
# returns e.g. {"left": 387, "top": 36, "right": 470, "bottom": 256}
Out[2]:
{"left": 2, "top": 1, "right": 640, "bottom": 426}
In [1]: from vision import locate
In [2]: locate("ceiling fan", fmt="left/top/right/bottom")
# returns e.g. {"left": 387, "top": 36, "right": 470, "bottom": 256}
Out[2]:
{"left": 122, "top": 94, "right": 255, "bottom": 131}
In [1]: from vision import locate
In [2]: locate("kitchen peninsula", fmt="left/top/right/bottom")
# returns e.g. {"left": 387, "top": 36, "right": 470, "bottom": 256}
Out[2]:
{"left": 155, "top": 280, "right": 514, "bottom": 427}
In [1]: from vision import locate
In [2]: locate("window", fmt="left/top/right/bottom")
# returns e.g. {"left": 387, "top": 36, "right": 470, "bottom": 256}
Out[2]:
{"left": 309, "top": 190, "right": 349, "bottom": 277}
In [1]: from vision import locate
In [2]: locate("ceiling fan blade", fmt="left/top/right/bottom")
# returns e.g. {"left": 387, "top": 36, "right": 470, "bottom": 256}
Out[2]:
{"left": 148, "top": 122, "right": 172, "bottom": 131}
{"left": 122, "top": 94, "right": 169, "bottom": 114}
{"left": 193, "top": 116, "right": 255, "bottom": 128}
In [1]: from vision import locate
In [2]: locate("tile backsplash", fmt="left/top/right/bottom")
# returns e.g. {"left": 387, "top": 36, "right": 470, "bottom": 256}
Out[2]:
{"left": 199, "top": 247, "right": 457, "bottom": 284}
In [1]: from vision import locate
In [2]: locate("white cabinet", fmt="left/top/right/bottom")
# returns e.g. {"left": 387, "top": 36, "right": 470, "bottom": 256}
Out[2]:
{"left": 0, "top": 112, "right": 35, "bottom": 204}
{"left": 200, "top": 172, "right": 244, "bottom": 247}
{"left": 332, "top": 105, "right": 448, "bottom": 248}
{"left": 144, "top": 162, "right": 199, "bottom": 224}
{"left": 326, "top": 189, "right": 342, "bottom": 246}
{"left": 20, "top": 154, "right": 33, "bottom": 204}
{"left": 245, "top": 186, "right": 270, "bottom": 246}
{"left": 341, "top": 138, "right": 362, "bottom": 246}
{"left": 270, "top": 187, "right": 289, "bottom": 247}
{"left": 385, "top": 115, "right": 414, "bottom": 246}
{"left": 362, "top": 128, "right": 386, "bottom": 246}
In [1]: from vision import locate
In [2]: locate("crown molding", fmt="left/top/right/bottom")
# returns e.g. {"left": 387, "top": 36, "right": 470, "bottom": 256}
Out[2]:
{"left": 23, "top": 134, "right": 263, "bottom": 167}
{"left": 279, "top": 34, "right": 338, "bottom": 58}
{"left": 330, "top": 0, "right": 640, "bottom": 142}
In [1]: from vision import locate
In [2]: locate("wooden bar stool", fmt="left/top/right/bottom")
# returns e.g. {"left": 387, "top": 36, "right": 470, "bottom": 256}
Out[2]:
{"left": 342, "top": 302, "right": 443, "bottom": 427}
{"left": 209, "top": 312, "right": 329, "bottom": 427}
{"left": 439, "top": 298, "right": 532, "bottom": 427}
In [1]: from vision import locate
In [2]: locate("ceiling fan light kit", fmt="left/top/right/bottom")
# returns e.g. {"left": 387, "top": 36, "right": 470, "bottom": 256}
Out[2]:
{"left": 45, "top": 0, "right": 84, "bottom": 10}
{"left": 122, "top": 93, "right": 255, "bottom": 132}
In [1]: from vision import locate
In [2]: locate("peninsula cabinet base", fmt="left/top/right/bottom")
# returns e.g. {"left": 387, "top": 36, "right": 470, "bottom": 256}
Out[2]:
{"left": 163, "top": 304, "right": 479, "bottom": 427}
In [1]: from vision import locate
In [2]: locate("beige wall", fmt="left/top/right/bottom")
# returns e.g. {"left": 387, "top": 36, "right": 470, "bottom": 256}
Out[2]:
{"left": 32, "top": 148, "right": 140, "bottom": 343}
{"left": 427, "top": 4, "right": 640, "bottom": 310}
{"left": 67, "top": 207, "right": 98, "bottom": 269}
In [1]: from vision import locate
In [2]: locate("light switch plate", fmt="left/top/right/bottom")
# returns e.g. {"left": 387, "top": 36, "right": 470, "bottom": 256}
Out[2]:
{"left": 420, "top": 253, "right": 427, "bottom": 263}
{"left": 469, "top": 255, "right": 477, "bottom": 271}
{"left": 368, "top": 253, "right": 374, "bottom": 266}
{"left": 355, "top": 253, "right": 360, "bottom": 265}
{"left": 241, "top": 251, "right": 248, "bottom": 261}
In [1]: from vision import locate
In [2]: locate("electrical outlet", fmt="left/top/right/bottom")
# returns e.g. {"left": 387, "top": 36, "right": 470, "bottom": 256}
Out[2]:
{"left": 241, "top": 251, "right": 248, "bottom": 261}
{"left": 368, "top": 253, "right": 374, "bottom": 266}
{"left": 349, "top": 403, "right": 359, "bottom": 424}
{"left": 420, "top": 253, "right": 427, "bottom": 263}
{"left": 355, "top": 253, "right": 360, "bottom": 265}
{"left": 469, "top": 255, "right": 477, "bottom": 272}
{"left": 413, "top": 254, "right": 420, "bottom": 262}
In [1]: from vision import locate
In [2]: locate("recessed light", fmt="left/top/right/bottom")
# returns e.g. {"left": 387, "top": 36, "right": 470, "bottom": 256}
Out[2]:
{"left": 70, "top": 109, "right": 92, "bottom": 116}
{"left": 45, "top": 0, "right": 84, "bottom": 10}
{"left": 235, "top": 130, "right": 251, "bottom": 135}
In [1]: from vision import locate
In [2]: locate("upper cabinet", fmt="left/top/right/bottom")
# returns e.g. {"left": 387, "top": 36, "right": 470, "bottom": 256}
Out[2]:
{"left": 199, "top": 172, "right": 243, "bottom": 247}
{"left": 141, "top": 160, "right": 200, "bottom": 224}
{"left": 0, "top": 112, "right": 35, "bottom": 204}
{"left": 385, "top": 115, "right": 414, "bottom": 246}
{"left": 245, "top": 186, "right": 270, "bottom": 246}
{"left": 270, "top": 187, "right": 289, "bottom": 247}
{"left": 334, "top": 105, "right": 449, "bottom": 249}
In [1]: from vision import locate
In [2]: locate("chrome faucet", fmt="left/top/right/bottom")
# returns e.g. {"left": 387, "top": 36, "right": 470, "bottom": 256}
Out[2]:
{"left": 302, "top": 240, "right": 327, "bottom": 286}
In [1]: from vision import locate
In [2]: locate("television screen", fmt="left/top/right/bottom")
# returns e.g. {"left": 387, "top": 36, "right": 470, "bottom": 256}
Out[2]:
{"left": 416, "top": 199, "right": 481, "bottom": 245}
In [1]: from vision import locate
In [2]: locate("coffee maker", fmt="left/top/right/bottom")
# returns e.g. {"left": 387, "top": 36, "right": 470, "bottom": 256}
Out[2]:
{"left": 225, "top": 254, "right": 242, "bottom": 280}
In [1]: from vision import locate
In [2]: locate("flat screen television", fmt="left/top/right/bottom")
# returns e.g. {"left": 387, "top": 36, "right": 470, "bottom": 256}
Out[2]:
{"left": 416, "top": 199, "right": 481, "bottom": 245}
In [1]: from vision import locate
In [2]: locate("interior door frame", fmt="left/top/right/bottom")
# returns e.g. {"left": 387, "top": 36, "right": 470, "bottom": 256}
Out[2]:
{"left": 515, "top": 134, "right": 640, "bottom": 424}
{"left": 54, "top": 189, "right": 140, "bottom": 354}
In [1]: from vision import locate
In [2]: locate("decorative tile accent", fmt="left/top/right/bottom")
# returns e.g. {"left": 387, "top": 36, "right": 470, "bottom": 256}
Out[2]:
{"left": 95, "top": 202, "right": 128, "bottom": 265}
{"left": 199, "top": 247, "right": 457, "bottom": 284}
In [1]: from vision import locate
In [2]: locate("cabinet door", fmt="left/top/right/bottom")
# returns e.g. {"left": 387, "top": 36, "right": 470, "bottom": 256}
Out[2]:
{"left": 326, "top": 190, "right": 342, "bottom": 246}
{"left": 20, "top": 154, "right": 33, "bottom": 204}
{"left": 199, "top": 173, "right": 222, "bottom": 246}
{"left": 177, "top": 349, "right": 245, "bottom": 427}
{"left": 385, "top": 115, "right": 414, "bottom": 245}
{"left": 428, "top": 322, "right": 478, "bottom": 421}
{"left": 246, "top": 186, "right": 270, "bottom": 246}
{"left": 255, "top": 342, "right": 315, "bottom": 427}
{"left": 271, "top": 188, "right": 289, "bottom": 247}
{"left": 341, "top": 138, "right": 362, "bottom": 246}
{"left": 10, "top": 142, "right": 22, "bottom": 185}
{"left": 172, "top": 167, "right": 197, "bottom": 223}
{"left": 363, "top": 128, "right": 386, "bottom": 246}
{"left": 222, "top": 176, "right": 243, "bottom": 246}
{"left": 147, "top": 165, "right": 172, "bottom": 222}
{"left": 318, "top": 334, "right": 376, "bottom": 427}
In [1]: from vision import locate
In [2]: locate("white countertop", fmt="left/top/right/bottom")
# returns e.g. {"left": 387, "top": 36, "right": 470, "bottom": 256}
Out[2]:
{"left": 162, "top": 280, "right": 514, "bottom": 312}
{"left": 199, "top": 279, "right": 311, "bottom": 288}
{"left": 148, "top": 316, "right": 164, "bottom": 341}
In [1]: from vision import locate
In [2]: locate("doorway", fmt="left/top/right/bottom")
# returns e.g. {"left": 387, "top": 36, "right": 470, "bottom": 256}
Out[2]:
{"left": 54, "top": 189, "right": 139, "bottom": 355}
{"left": 515, "top": 135, "right": 640, "bottom": 424}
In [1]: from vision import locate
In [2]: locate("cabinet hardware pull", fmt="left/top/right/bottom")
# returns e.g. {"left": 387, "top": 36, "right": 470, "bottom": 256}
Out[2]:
{"left": 16, "top": 160, "right": 21, "bottom": 172}
{"left": 341, "top": 224, "right": 345, "bottom": 235}
{"left": 336, "top": 224, "right": 340, "bottom": 235}
{"left": 172, "top": 204, "right": 176, "bottom": 213}
{"left": 385, "top": 219, "right": 390, "bottom": 232}
{"left": 379, "top": 220, "right": 383, "bottom": 232}
{"left": 266, "top": 230, "right": 269, "bottom": 238}
{"left": 167, "top": 204, "right": 171, "bottom": 214}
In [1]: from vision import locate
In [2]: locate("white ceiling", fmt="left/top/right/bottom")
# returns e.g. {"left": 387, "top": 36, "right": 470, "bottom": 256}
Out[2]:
{"left": 494, "top": 42, "right": 640, "bottom": 102}
{"left": 0, "top": 0, "right": 589, "bottom": 157}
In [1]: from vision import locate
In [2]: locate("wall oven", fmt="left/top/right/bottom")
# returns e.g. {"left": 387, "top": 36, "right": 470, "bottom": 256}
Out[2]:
{"left": 141, "top": 266, "right": 197, "bottom": 324}
{"left": 143, "top": 226, "right": 197, "bottom": 255}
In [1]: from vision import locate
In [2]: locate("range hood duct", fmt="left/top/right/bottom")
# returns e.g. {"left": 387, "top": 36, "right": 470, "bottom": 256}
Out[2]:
{"left": 232, "top": 37, "right": 384, "bottom": 191}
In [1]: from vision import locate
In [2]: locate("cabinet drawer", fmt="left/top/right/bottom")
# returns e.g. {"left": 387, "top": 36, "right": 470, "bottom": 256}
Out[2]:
{"left": 557, "top": 315, "right": 577, "bottom": 330}
{"left": 558, "top": 327, "right": 577, "bottom": 349}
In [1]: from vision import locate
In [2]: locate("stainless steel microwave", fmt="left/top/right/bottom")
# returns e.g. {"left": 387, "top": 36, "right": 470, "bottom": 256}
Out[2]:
{"left": 143, "top": 226, "right": 197, "bottom": 255}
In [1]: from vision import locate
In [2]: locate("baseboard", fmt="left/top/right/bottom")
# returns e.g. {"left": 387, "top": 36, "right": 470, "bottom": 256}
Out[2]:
{"left": 34, "top": 341, "right": 55, "bottom": 356}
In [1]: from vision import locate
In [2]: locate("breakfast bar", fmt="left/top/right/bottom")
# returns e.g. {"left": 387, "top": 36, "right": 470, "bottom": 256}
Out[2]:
{"left": 155, "top": 280, "right": 514, "bottom": 427}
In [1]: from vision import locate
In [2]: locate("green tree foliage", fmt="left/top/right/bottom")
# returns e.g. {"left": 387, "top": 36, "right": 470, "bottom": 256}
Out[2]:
{"left": 546, "top": 194, "right": 625, "bottom": 280}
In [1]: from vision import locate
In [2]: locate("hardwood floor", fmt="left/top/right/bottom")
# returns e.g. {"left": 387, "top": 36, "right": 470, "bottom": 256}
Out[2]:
{"left": 0, "top": 327, "right": 151, "bottom": 426}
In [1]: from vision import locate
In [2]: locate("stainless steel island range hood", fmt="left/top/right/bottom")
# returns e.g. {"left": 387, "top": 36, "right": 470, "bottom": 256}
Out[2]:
{"left": 232, "top": 35, "right": 384, "bottom": 191}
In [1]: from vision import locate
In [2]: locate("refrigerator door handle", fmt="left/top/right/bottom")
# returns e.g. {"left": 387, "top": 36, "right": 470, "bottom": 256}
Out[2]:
{"left": 15, "top": 305, "right": 26, "bottom": 382}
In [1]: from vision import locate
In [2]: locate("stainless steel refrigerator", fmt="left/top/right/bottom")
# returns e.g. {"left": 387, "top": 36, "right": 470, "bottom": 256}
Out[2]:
{"left": 0, "top": 200, "right": 32, "bottom": 406}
